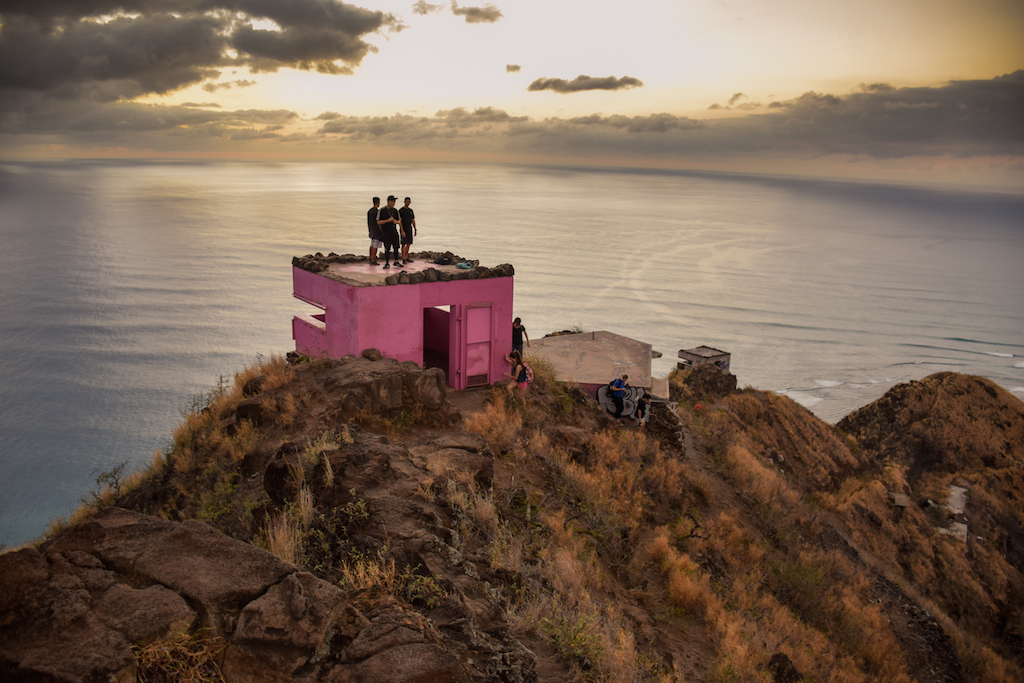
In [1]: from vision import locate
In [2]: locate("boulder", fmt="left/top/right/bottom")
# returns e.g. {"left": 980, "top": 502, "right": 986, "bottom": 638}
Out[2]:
{"left": 223, "top": 572, "right": 370, "bottom": 678}
{"left": 44, "top": 508, "right": 296, "bottom": 636}
{"left": 242, "top": 375, "right": 266, "bottom": 397}
{"left": 328, "top": 642, "right": 469, "bottom": 683}
{"left": 95, "top": 583, "right": 196, "bottom": 644}
{"left": 236, "top": 396, "right": 275, "bottom": 426}
{"left": 320, "top": 358, "right": 447, "bottom": 418}
{"left": 682, "top": 363, "right": 737, "bottom": 401}
{"left": 1, "top": 507, "right": 481, "bottom": 683}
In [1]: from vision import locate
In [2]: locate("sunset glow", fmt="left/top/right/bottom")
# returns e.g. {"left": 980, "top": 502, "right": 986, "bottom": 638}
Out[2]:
{"left": 1, "top": 0, "right": 1022, "bottom": 186}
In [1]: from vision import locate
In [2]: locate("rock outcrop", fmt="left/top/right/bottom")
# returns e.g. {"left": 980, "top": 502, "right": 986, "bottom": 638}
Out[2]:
{"left": 0, "top": 507, "right": 477, "bottom": 682}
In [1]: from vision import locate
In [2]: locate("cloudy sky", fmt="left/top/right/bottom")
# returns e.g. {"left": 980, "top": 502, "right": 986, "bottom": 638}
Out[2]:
{"left": 1, "top": 0, "right": 1022, "bottom": 186}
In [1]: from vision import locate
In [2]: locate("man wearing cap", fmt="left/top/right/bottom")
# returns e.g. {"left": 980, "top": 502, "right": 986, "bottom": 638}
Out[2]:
{"left": 377, "top": 195, "right": 404, "bottom": 269}
{"left": 367, "top": 197, "right": 382, "bottom": 265}
{"left": 399, "top": 197, "right": 417, "bottom": 263}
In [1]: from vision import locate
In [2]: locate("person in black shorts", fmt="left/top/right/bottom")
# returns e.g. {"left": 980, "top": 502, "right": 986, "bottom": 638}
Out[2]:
{"left": 376, "top": 195, "right": 404, "bottom": 269}
{"left": 367, "top": 197, "right": 382, "bottom": 265}
{"left": 511, "top": 317, "right": 530, "bottom": 358}
{"left": 399, "top": 197, "right": 417, "bottom": 263}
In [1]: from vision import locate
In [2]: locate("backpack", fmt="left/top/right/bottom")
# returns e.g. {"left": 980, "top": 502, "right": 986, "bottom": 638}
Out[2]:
{"left": 525, "top": 364, "right": 534, "bottom": 383}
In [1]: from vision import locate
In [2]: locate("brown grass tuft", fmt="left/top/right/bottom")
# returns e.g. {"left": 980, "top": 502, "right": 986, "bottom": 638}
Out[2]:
{"left": 464, "top": 394, "right": 523, "bottom": 451}
{"left": 134, "top": 630, "right": 226, "bottom": 683}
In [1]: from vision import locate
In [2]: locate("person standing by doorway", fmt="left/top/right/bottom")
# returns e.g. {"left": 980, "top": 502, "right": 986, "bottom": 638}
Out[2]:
{"left": 367, "top": 197, "right": 382, "bottom": 265}
{"left": 512, "top": 317, "right": 530, "bottom": 358}
{"left": 399, "top": 197, "right": 417, "bottom": 263}
{"left": 377, "top": 195, "right": 404, "bottom": 269}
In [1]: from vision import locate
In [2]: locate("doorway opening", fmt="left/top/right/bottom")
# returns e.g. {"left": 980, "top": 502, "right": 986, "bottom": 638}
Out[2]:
{"left": 423, "top": 305, "right": 451, "bottom": 382}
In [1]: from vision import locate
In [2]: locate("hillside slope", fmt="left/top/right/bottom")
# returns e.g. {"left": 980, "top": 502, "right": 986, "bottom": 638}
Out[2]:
{"left": 2, "top": 356, "right": 1022, "bottom": 682}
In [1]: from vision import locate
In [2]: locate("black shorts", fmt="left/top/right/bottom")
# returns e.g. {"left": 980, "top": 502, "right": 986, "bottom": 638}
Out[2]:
{"left": 401, "top": 225, "right": 413, "bottom": 245}
{"left": 382, "top": 225, "right": 401, "bottom": 253}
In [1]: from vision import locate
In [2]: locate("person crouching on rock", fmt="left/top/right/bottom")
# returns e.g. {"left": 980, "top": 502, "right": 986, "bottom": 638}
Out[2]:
{"left": 504, "top": 351, "right": 529, "bottom": 397}
{"left": 636, "top": 391, "right": 651, "bottom": 431}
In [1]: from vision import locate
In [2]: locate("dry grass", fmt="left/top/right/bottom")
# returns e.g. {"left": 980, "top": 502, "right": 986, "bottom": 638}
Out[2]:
{"left": 723, "top": 444, "right": 799, "bottom": 511}
{"left": 337, "top": 547, "right": 446, "bottom": 609}
{"left": 322, "top": 453, "right": 335, "bottom": 488}
{"left": 298, "top": 487, "right": 315, "bottom": 530}
{"left": 464, "top": 394, "right": 523, "bottom": 451}
{"left": 496, "top": 504, "right": 669, "bottom": 682}
{"left": 265, "top": 512, "right": 302, "bottom": 566}
{"left": 649, "top": 528, "right": 719, "bottom": 621}
{"left": 337, "top": 548, "right": 402, "bottom": 594}
{"left": 134, "top": 630, "right": 226, "bottom": 683}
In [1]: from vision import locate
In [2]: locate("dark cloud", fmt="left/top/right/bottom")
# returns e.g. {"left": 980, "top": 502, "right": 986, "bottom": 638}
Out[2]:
{"left": 566, "top": 113, "right": 703, "bottom": 134}
{"left": 0, "top": 1, "right": 397, "bottom": 101}
{"left": 764, "top": 72, "right": 1024, "bottom": 155}
{"left": 230, "top": 127, "right": 283, "bottom": 140}
{"left": 412, "top": 0, "right": 445, "bottom": 15}
{"left": 202, "top": 79, "right": 257, "bottom": 93}
{"left": 527, "top": 75, "right": 644, "bottom": 94}
{"left": 318, "top": 113, "right": 440, "bottom": 140}
{"left": 1, "top": 47, "right": 1020, "bottom": 167}
{"left": 0, "top": 0, "right": 399, "bottom": 149}
{"left": 419, "top": 73, "right": 1022, "bottom": 160}
{"left": 450, "top": 1, "right": 503, "bottom": 24}
{"left": 315, "top": 106, "right": 527, "bottom": 145}
{"left": 0, "top": 13, "right": 226, "bottom": 97}
{"left": 506, "top": 64, "right": 521, "bottom": 73}
{"left": 436, "top": 106, "right": 527, "bottom": 126}
{"left": 0, "top": 88, "right": 296, "bottom": 144}
{"left": 709, "top": 92, "right": 762, "bottom": 111}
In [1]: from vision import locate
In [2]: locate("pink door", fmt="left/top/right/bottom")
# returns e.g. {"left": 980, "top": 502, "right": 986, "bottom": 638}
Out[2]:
{"left": 465, "top": 304, "right": 492, "bottom": 387}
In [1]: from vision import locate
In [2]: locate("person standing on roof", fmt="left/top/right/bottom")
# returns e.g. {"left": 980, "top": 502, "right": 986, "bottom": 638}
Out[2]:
{"left": 399, "top": 197, "right": 417, "bottom": 263}
{"left": 511, "top": 317, "right": 530, "bottom": 358}
{"left": 377, "top": 195, "right": 404, "bottom": 269}
{"left": 367, "top": 197, "right": 382, "bottom": 265}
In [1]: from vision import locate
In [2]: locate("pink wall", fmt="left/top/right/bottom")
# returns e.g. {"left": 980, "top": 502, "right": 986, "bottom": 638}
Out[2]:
{"left": 292, "top": 267, "right": 514, "bottom": 389}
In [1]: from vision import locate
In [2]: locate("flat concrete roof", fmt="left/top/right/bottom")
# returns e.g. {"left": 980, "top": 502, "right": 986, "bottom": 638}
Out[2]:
{"left": 529, "top": 330, "right": 653, "bottom": 388}
{"left": 679, "top": 345, "right": 730, "bottom": 359}
{"left": 324, "top": 257, "right": 466, "bottom": 287}
{"left": 293, "top": 252, "right": 513, "bottom": 288}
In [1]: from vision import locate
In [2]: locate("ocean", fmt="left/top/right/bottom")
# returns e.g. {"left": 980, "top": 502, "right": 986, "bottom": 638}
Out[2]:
{"left": 1, "top": 159, "right": 1022, "bottom": 548}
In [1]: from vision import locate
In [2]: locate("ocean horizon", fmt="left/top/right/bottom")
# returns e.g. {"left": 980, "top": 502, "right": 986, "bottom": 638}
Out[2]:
{"left": 1, "top": 158, "right": 1022, "bottom": 548}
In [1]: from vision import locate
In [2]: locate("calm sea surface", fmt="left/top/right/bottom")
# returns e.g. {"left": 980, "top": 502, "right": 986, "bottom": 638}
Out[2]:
{"left": 1, "top": 159, "right": 1022, "bottom": 547}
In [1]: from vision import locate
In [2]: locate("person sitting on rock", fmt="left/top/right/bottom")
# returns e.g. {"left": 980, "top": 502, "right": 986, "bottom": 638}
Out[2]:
{"left": 636, "top": 392, "right": 651, "bottom": 431}
{"left": 504, "top": 351, "right": 530, "bottom": 397}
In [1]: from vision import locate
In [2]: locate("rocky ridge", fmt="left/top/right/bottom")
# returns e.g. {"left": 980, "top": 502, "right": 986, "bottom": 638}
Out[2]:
{"left": 2, "top": 355, "right": 1023, "bottom": 682}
